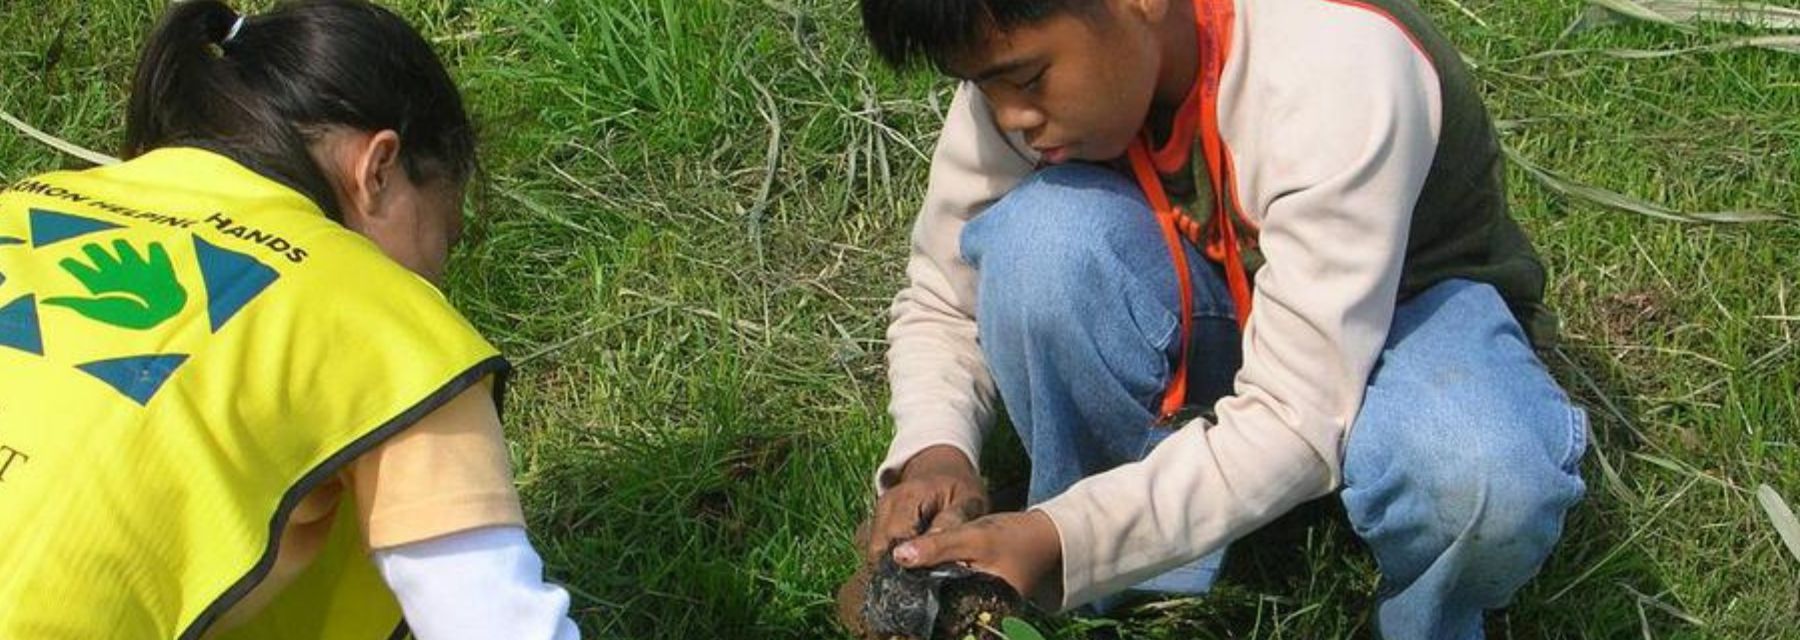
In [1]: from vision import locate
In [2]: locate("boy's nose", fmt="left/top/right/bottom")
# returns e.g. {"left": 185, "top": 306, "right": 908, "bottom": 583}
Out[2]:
{"left": 992, "top": 101, "right": 1047, "bottom": 135}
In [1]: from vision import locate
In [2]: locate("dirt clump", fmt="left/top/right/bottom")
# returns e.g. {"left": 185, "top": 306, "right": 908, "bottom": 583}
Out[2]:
{"left": 837, "top": 548, "right": 1023, "bottom": 640}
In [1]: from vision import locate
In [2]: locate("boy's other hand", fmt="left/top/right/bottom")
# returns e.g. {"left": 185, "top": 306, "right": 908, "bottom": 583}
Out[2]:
{"left": 892, "top": 510, "right": 1063, "bottom": 606}
{"left": 867, "top": 444, "right": 988, "bottom": 562}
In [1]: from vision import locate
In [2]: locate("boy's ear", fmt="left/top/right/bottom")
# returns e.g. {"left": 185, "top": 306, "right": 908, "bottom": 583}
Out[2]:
{"left": 1119, "top": 0, "right": 1172, "bottom": 23}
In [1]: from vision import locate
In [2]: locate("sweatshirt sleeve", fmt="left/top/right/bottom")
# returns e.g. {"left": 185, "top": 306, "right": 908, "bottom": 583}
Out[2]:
{"left": 1032, "top": 10, "right": 1444, "bottom": 608}
{"left": 875, "top": 84, "right": 1038, "bottom": 491}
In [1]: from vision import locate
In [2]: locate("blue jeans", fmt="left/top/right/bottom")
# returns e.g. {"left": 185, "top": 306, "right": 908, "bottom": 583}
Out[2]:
{"left": 961, "top": 165, "right": 1587, "bottom": 639}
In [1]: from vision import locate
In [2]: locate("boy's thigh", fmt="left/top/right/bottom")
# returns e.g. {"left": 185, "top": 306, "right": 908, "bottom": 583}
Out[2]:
{"left": 1343, "top": 279, "right": 1586, "bottom": 514}
{"left": 961, "top": 164, "right": 1241, "bottom": 460}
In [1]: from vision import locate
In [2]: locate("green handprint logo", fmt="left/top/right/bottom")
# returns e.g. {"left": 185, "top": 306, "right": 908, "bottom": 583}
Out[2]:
{"left": 43, "top": 239, "right": 188, "bottom": 330}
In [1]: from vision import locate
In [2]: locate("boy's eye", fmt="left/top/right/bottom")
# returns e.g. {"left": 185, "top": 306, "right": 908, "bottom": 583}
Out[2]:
{"left": 1020, "top": 67, "right": 1048, "bottom": 92}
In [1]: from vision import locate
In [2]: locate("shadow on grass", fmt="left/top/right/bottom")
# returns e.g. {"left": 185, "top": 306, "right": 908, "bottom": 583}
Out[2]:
{"left": 509, "top": 358, "right": 885, "bottom": 639}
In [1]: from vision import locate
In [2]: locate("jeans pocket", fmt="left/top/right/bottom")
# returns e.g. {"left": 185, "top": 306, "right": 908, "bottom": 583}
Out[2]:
{"left": 1113, "top": 270, "right": 1181, "bottom": 395}
{"left": 1559, "top": 404, "right": 1591, "bottom": 474}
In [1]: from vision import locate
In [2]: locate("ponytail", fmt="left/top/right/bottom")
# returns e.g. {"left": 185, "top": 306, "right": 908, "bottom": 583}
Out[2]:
{"left": 123, "top": 0, "right": 477, "bottom": 221}
{"left": 125, "top": 1, "right": 239, "bottom": 152}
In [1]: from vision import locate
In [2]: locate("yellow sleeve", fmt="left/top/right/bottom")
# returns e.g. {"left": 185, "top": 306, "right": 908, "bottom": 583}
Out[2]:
{"left": 348, "top": 376, "right": 525, "bottom": 550}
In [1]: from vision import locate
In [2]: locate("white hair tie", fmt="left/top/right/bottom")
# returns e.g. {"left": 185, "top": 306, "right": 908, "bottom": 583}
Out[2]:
{"left": 223, "top": 16, "right": 247, "bottom": 44}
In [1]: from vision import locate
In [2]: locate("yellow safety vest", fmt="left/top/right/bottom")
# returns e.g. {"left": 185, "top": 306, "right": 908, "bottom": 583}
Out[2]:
{"left": 0, "top": 147, "right": 508, "bottom": 639}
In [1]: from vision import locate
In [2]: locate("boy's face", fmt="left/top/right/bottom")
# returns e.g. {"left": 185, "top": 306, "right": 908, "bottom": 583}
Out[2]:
{"left": 946, "top": 1, "right": 1167, "bottom": 164}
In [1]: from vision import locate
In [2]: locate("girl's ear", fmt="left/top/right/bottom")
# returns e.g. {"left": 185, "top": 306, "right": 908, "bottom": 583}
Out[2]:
{"left": 346, "top": 130, "right": 403, "bottom": 220}
{"left": 325, "top": 129, "right": 402, "bottom": 232}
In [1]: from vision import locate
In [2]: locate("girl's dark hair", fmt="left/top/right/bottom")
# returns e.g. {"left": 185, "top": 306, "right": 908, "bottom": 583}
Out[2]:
{"left": 860, "top": 0, "right": 1101, "bottom": 71}
{"left": 124, "top": 0, "right": 475, "bottom": 220}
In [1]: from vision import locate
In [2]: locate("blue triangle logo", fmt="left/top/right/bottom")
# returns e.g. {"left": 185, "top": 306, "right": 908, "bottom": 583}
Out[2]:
{"left": 193, "top": 236, "right": 279, "bottom": 333}
{"left": 76, "top": 354, "right": 189, "bottom": 406}
{"left": 30, "top": 209, "right": 122, "bottom": 247}
{"left": 0, "top": 294, "right": 43, "bottom": 355}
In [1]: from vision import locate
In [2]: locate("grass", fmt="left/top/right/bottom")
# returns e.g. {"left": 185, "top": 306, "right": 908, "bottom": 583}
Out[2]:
{"left": 3, "top": 0, "right": 1797, "bottom": 637}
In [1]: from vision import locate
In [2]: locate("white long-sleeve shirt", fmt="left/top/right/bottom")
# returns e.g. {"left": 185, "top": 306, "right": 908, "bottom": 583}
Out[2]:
{"left": 376, "top": 526, "right": 581, "bottom": 640}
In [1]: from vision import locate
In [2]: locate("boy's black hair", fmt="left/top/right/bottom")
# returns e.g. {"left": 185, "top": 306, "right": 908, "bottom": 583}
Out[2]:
{"left": 124, "top": 0, "right": 475, "bottom": 221}
{"left": 860, "top": 0, "right": 1102, "bottom": 71}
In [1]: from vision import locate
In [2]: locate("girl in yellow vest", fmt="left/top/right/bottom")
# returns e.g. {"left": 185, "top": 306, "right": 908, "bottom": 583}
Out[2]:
{"left": 0, "top": 1, "right": 580, "bottom": 638}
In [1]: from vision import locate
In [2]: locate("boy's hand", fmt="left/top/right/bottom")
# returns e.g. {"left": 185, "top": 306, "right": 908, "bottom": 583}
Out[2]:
{"left": 867, "top": 445, "right": 988, "bottom": 562}
{"left": 892, "top": 510, "right": 1063, "bottom": 605}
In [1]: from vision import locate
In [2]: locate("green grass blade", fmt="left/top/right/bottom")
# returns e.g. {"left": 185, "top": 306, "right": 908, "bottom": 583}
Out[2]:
{"left": 1505, "top": 146, "right": 1792, "bottom": 223}
{"left": 1756, "top": 484, "right": 1800, "bottom": 565}
{"left": 1510, "top": 35, "right": 1800, "bottom": 61}
{"left": 1588, "top": 0, "right": 1800, "bottom": 31}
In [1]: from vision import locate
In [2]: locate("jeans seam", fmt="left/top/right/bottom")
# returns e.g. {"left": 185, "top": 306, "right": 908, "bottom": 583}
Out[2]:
{"left": 1191, "top": 306, "right": 1236, "bottom": 322}
{"left": 1182, "top": 243, "right": 1239, "bottom": 322}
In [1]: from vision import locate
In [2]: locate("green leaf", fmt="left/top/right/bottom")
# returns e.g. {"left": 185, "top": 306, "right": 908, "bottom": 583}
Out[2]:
{"left": 1000, "top": 617, "right": 1049, "bottom": 640}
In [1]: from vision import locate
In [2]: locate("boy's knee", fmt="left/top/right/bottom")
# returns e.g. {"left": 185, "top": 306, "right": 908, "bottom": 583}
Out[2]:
{"left": 1443, "top": 456, "right": 1583, "bottom": 601}
{"left": 1013, "top": 163, "right": 1144, "bottom": 205}
{"left": 1348, "top": 382, "right": 1586, "bottom": 580}
{"left": 963, "top": 165, "right": 1153, "bottom": 274}
{"left": 967, "top": 166, "right": 1170, "bottom": 344}
{"left": 1427, "top": 449, "right": 1580, "bottom": 540}
{"left": 1400, "top": 409, "right": 1584, "bottom": 580}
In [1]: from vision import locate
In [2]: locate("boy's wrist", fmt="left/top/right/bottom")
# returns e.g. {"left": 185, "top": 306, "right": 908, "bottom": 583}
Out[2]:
{"left": 900, "top": 444, "right": 977, "bottom": 482}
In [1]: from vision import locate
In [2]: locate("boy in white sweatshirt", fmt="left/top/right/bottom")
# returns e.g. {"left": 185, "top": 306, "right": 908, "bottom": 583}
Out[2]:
{"left": 855, "top": 0, "right": 1588, "bottom": 636}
